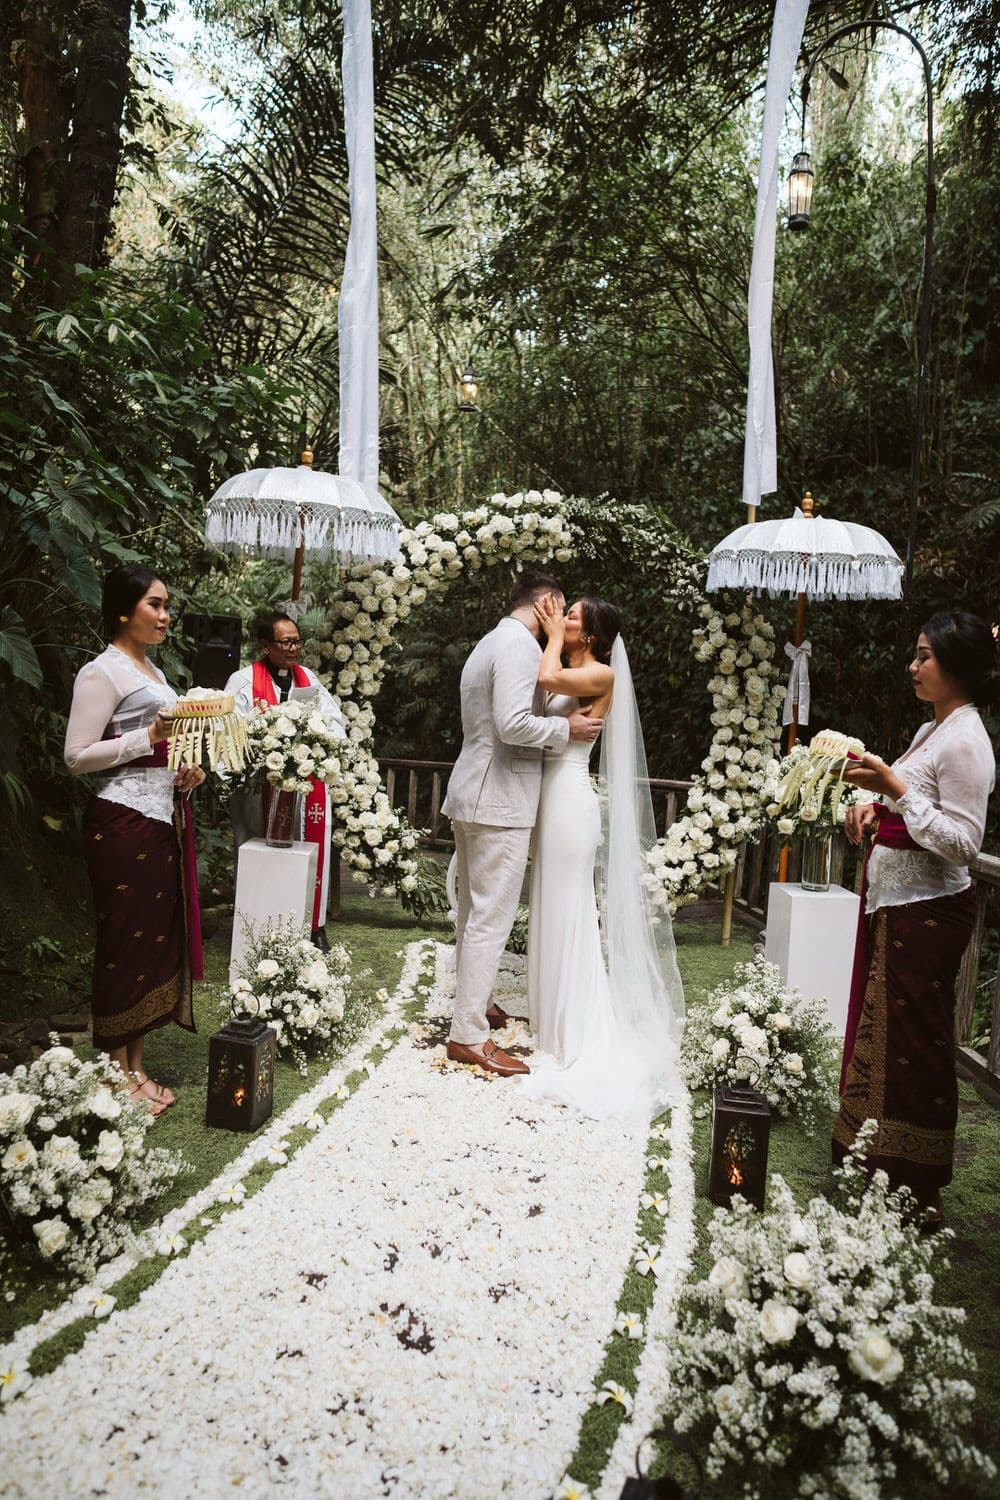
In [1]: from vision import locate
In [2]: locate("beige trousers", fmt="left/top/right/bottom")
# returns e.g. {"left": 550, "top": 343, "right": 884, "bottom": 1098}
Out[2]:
{"left": 450, "top": 820, "right": 532, "bottom": 1045}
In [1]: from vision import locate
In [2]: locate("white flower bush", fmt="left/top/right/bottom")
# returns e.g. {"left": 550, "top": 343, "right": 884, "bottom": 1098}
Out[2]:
{"left": 661, "top": 1133, "right": 996, "bottom": 1500}
{"left": 645, "top": 602, "right": 786, "bottom": 912}
{"left": 231, "top": 918, "right": 355, "bottom": 1073}
{"left": 239, "top": 698, "right": 348, "bottom": 795}
{"left": 0, "top": 1044, "right": 184, "bottom": 1284}
{"left": 682, "top": 956, "right": 838, "bottom": 1128}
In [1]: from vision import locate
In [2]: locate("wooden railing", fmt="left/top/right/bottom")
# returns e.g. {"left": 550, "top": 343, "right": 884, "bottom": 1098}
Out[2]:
{"left": 955, "top": 852, "right": 1000, "bottom": 1100}
{"left": 376, "top": 756, "right": 1000, "bottom": 1097}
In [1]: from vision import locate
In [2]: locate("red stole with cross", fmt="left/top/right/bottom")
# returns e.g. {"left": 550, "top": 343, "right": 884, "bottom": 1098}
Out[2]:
{"left": 252, "top": 660, "right": 327, "bottom": 930}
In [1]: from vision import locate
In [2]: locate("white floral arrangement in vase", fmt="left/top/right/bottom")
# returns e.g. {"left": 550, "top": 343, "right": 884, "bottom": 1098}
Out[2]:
{"left": 682, "top": 956, "right": 838, "bottom": 1128}
{"left": 236, "top": 698, "right": 348, "bottom": 795}
{"left": 0, "top": 1043, "right": 185, "bottom": 1285}
{"left": 231, "top": 918, "right": 354, "bottom": 1073}
{"left": 660, "top": 1131, "right": 996, "bottom": 1499}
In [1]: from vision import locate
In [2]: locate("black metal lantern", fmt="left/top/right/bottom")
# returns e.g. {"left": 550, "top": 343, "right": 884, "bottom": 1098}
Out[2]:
{"left": 458, "top": 360, "right": 479, "bottom": 411}
{"left": 206, "top": 1013, "right": 276, "bottom": 1131}
{"left": 787, "top": 148, "right": 814, "bottom": 230}
{"left": 707, "top": 1079, "right": 771, "bottom": 1210}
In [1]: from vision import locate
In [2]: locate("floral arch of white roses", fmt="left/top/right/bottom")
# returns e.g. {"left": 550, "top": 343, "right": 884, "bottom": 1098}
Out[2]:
{"left": 300, "top": 490, "right": 785, "bottom": 914}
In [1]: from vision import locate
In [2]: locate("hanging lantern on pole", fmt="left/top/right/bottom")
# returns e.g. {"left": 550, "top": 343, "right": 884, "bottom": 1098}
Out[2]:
{"left": 458, "top": 360, "right": 480, "bottom": 412}
{"left": 787, "top": 148, "right": 814, "bottom": 230}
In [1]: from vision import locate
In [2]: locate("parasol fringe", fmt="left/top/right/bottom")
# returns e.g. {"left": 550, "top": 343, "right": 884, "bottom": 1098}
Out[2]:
{"left": 706, "top": 553, "right": 903, "bottom": 601}
{"left": 205, "top": 496, "right": 401, "bottom": 566}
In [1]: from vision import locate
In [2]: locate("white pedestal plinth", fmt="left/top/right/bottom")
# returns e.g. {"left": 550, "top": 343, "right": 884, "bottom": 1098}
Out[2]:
{"left": 230, "top": 838, "right": 318, "bottom": 984}
{"left": 764, "top": 883, "right": 861, "bottom": 1041}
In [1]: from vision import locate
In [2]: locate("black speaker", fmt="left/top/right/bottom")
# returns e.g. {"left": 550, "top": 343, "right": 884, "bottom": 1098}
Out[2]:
{"left": 184, "top": 613, "right": 243, "bottom": 690}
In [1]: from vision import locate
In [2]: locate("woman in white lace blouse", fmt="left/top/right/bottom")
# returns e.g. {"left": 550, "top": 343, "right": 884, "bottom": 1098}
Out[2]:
{"left": 834, "top": 611, "right": 998, "bottom": 1224}
{"left": 64, "top": 566, "right": 206, "bottom": 1116}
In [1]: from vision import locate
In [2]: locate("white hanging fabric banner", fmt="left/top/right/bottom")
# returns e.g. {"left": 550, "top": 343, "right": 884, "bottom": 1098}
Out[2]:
{"left": 782, "top": 638, "right": 812, "bottom": 725}
{"left": 742, "top": 0, "right": 811, "bottom": 508}
{"left": 338, "top": 0, "right": 380, "bottom": 497}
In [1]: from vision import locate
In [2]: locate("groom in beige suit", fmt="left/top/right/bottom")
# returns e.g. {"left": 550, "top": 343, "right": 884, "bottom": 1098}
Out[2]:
{"left": 442, "top": 572, "right": 602, "bottom": 1076}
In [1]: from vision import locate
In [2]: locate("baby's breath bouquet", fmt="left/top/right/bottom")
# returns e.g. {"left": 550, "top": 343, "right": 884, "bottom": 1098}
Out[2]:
{"left": 238, "top": 699, "right": 347, "bottom": 795}
{"left": 682, "top": 957, "right": 838, "bottom": 1128}
{"left": 661, "top": 1131, "right": 995, "bottom": 1499}
{"left": 231, "top": 918, "right": 354, "bottom": 1073}
{"left": 0, "top": 1043, "right": 185, "bottom": 1284}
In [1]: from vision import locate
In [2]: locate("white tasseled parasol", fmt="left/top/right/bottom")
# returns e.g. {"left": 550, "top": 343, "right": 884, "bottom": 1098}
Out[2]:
{"left": 204, "top": 450, "right": 401, "bottom": 568}
{"left": 707, "top": 502, "right": 903, "bottom": 601}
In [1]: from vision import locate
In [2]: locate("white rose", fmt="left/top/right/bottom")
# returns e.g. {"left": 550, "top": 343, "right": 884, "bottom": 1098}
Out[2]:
{"left": 711, "top": 1038, "right": 730, "bottom": 1063}
{"left": 0, "top": 1093, "right": 37, "bottom": 1133}
{"left": 849, "top": 1331, "right": 904, "bottom": 1386}
{"left": 712, "top": 1383, "right": 742, "bottom": 1420}
{"left": 67, "top": 1190, "right": 104, "bottom": 1224}
{"left": 89, "top": 1086, "right": 121, "bottom": 1121}
{"left": 770, "top": 1012, "right": 792, "bottom": 1031}
{"left": 759, "top": 1298, "right": 799, "bottom": 1345}
{"left": 43, "top": 1136, "right": 81, "bottom": 1173}
{"left": 2, "top": 1138, "right": 37, "bottom": 1172}
{"left": 708, "top": 1256, "right": 747, "bottom": 1301}
{"left": 256, "top": 959, "right": 280, "bottom": 981}
{"left": 40, "top": 1045, "right": 75, "bottom": 1064}
{"left": 783, "top": 1252, "right": 812, "bottom": 1290}
{"left": 784, "top": 1053, "right": 804, "bottom": 1074}
{"left": 34, "top": 1217, "right": 69, "bottom": 1257}
{"left": 799, "top": 804, "right": 819, "bottom": 823}
{"left": 776, "top": 817, "right": 795, "bottom": 836}
{"left": 94, "top": 1129, "right": 125, "bottom": 1171}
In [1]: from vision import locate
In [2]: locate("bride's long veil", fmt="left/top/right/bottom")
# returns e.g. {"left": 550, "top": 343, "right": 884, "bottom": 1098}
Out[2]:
{"left": 596, "top": 637, "right": 685, "bottom": 1114}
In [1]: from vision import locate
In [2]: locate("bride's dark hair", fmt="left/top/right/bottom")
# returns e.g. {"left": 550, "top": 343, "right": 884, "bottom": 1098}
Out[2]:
{"left": 580, "top": 597, "right": 622, "bottom": 665}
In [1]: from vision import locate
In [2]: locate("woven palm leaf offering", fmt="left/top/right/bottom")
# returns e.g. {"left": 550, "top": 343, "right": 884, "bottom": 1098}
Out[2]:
{"left": 776, "top": 729, "right": 866, "bottom": 824}
{"left": 166, "top": 688, "right": 250, "bottom": 773}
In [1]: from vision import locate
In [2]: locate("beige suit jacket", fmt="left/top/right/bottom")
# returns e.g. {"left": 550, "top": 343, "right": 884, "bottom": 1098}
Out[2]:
{"left": 441, "top": 618, "right": 570, "bottom": 828}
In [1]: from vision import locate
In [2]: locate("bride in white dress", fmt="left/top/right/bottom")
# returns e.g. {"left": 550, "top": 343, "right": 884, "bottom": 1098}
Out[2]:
{"left": 518, "top": 595, "right": 685, "bottom": 1120}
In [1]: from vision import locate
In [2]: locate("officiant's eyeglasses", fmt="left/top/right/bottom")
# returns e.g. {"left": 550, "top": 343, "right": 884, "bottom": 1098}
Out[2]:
{"left": 274, "top": 637, "right": 303, "bottom": 651}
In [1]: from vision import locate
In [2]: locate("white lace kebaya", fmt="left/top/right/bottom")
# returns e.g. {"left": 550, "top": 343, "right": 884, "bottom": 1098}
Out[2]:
{"left": 867, "top": 704, "right": 996, "bottom": 914}
{"left": 64, "top": 646, "right": 176, "bottom": 825}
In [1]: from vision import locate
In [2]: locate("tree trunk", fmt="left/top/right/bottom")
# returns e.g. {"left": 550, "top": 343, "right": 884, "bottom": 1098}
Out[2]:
{"left": 17, "top": 0, "right": 72, "bottom": 274}
{"left": 57, "top": 0, "right": 133, "bottom": 272}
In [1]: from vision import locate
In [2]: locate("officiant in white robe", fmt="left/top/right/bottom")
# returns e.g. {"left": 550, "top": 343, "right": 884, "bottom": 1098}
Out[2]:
{"left": 226, "top": 610, "right": 346, "bottom": 947}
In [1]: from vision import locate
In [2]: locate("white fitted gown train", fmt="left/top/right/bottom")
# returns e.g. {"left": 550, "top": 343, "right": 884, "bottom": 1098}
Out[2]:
{"left": 519, "top": 694, "right": 679, "bottom": 1119}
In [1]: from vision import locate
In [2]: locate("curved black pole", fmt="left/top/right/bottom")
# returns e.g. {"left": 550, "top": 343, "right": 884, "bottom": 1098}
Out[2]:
{"left": 799, "top": 20, "right": 935, "bottom": 752}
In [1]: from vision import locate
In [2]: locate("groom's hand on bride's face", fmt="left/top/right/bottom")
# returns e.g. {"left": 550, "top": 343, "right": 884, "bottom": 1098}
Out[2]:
{"left": 568, "top": 709, "right": 602, "bottom": 742}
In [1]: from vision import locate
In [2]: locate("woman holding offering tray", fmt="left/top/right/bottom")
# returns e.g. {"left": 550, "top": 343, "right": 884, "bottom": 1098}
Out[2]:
{"left": 836, "top": 611, "right": 998, "bottom": 1223}
{"left": 64, "top": 565, "right": 205, "bottom": 1116}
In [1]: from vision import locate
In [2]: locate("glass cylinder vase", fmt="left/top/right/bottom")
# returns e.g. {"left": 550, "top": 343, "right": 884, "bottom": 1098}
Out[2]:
{"left": 265, "top": 788, "right": 303, "bottom": 849}
{"left": 800, "top": 835, "right": 833, "bottom": 893}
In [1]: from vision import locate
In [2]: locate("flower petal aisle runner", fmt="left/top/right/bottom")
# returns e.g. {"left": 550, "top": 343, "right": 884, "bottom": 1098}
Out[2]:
{"left": 1, "top": 943, "right": 694, "bottom": 1499}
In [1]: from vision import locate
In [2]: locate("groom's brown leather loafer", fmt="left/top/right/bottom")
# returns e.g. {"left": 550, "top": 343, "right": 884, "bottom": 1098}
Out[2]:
{"left": 485, "top": 1004, "right": 510, "bottom": 1029}
{"left": 446, "top": 1040, "right": 529, "bottom": 1076}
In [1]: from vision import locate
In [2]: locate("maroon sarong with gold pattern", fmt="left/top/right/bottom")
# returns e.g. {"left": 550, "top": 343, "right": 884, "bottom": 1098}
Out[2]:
{"left": 833, "top": 885, "right": 976, "bottom": 1194}
{"left": 84, "top": 795, "right": 198, "bottom": 1049}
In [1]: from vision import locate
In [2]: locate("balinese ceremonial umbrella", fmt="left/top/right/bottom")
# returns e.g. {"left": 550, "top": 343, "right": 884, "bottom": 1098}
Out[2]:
{"left": 204, "top": 444, "right": 402, "bottom": 599}
{"left": 707, "top": 490, "right": 903, "bottom": 879}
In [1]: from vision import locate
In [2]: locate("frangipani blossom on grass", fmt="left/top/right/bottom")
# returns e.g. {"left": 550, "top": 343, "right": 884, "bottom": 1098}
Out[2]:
{"left": 614, "top": 1311, "right": 645, "bottom": 1340}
